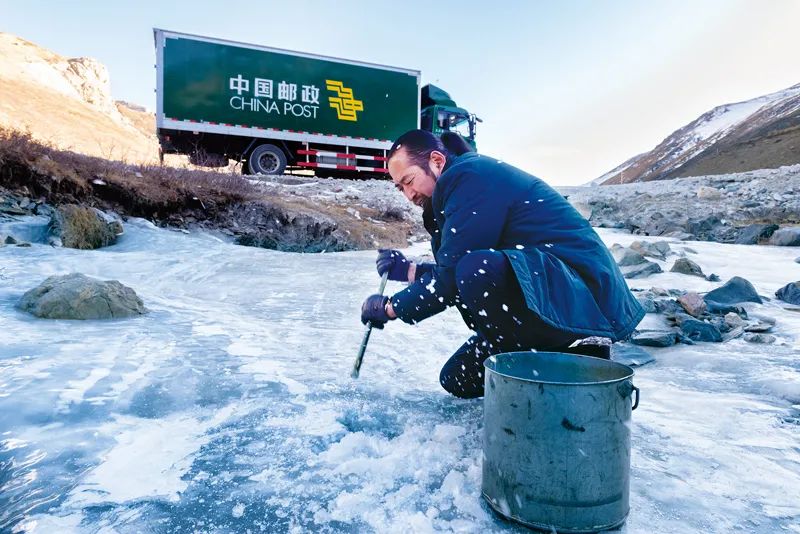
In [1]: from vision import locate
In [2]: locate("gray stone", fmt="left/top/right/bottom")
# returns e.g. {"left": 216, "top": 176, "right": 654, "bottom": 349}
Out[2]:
{"left": 17, "top": 273, "right": 146, "bottom": 320}
{"left": 679, "top": 318, "right": 722, "bottom": 342}
{"left": 724, "top": 312, "right": 745, "bottom": 329}
{"left": 630, "top": 240, "right": 671, "bottom": 260}
{"left": 677, "top": 292, "right": 707, "bottom": 317}
{"left": 670, "top": 257, "right": 705, "bottom": 277}
{"left": 622, "top": 261, "right": 663, "bottom": 279}
{"left": 795, "top": 256, "right": 800, "bottom": 264}
{"left": 4, "top": 235, "right": 18, "bottom": 245}
{"left": 744, "top": 333, "right": 776, "bottom": 344}
{"left": 704, "top": 276, "right": 762, "bottom": 305}
{"left": 722, "top": 326, "right": 745, "bottom": 342}
{"left": 768, "top": 227, "right": 800, "bottom": 246}
{"left": 631, "top": 330, "right": 677, "bottom": 347}
{"left": 744, "top": 321, "right": 773, "bottom": 333}
{"left": 734, "top": 224, "right": 778, "bottom": 245}
{"left": 775, "top": 281, "right": 800, "bottom": 305}
{"left": 611, "top": 343, "right": 656, "bottom": 367}
{"left": 616, "top": 248, "right": 648, "bottom": 267}
{"left": 705, "top": 300, "right": 747, "bottom": 316}
{"left": 637, "top": 296, "right": 657, "bottom": 313}
{"left": 705, "top": 273, "right": 721, "bottom": 282}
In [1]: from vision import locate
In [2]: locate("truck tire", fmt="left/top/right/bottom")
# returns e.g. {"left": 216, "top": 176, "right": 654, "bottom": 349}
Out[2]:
{"left": 247, "top": 144, "right": 287, "bottom": 175}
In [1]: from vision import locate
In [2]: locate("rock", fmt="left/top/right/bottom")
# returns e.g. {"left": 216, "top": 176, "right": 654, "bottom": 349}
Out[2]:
{"left": 775, "top": 281, "right": 800, "bottom": 305}
{"left": 616, "top": 248, "right": 648, "bottom": 267}
{"left": 655, "top": 299, "right": 682, "bottom": 315}
{"left": 744, "top": 321, "right": 773, "bottom": 333}
{"left": 661, "top": 231, "right": 693, "bottom": 240}
{"left": 744, "top": 333, "right": 776, "bottom": 344}
{"left": 704, "top": 276, "right": 762, "bottom": 305}
{"left": 611, "top": 343, "right": 656, "bottom": 367}
{"left": 630, "top": 331, "right": 677, "bottom": 347}
{"left": 677, "top": 292, "right": 707, "bottom": 317}
{"left": 705, "top": 300, "right": 747, "bottom": 316}
{"left": 679, "top": 318, "right": 722, "bottom": 342}
{"left": 705, "top": 273, "right": 720, "bottom": 282}
{"left": 722, "top": 326, "right": 745, "bottom": 342}
{"left": 768, "top": 227, "right": 800, "bottom": 246}
{"left": 4, "top": 235, "right": 18, "bottom": 245}
{"left": 734, "top": 224, "right": 779, "bottom": 245}
{"left": 670, "top": 257, "right": 705, "bottom": 277}
{"left": 795, "top": 257, "right": 800, "bottom": 264}
{"left": 637, "top": 296, "right": 657, "bottom": 313}
{"left": 17, "top": 273, "right": 145, "bottom": 320}
{"left": 630, "top": 240, "right": 671, "bottom": 260}
{"left": 650, "top": 287, "right": 670, "bottom": 296}
{"left": 696, "top": 186, "right": 722, "bottom": 200}
{"left": 724, "top": 312, "right": 745, "bottom": 329}
{"left": 49, "top": 205, "right": 123, "bottom": 250}
{"left": 622, "top": 261, "right": 663, "bottom": 279}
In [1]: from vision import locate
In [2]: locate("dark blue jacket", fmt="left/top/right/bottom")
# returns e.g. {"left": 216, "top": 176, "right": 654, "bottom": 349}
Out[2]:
{"left": 390, "top": 153, "right": 644, "bottom": 341}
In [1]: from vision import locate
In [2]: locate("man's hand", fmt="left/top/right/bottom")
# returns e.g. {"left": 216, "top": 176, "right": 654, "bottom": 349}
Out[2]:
{"left": 376, "top": 249, "right": 412, "bottom": 282}
{"left": 361, "top": 294, "right": 392, "bottom": 329}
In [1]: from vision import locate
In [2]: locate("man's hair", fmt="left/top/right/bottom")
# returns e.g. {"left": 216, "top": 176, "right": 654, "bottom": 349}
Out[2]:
{"left": 388, "top": 129, "right": 447, "bottom": 171}
{"left": 440, "top": 131, "right": 474, "bottom": 157}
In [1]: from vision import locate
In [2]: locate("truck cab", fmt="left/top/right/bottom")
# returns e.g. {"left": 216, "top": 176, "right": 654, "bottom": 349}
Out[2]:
{"left": 419, "top": 84, "right": 480, "bottom": 151}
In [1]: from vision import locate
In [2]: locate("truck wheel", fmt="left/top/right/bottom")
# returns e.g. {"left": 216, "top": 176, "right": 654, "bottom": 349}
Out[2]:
{"left": 247, "top": 144, "right": 287, "bottom": 175}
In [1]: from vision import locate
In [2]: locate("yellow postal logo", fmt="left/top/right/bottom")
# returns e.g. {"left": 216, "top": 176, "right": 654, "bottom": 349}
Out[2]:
{"left": 326, "top": 80, "right": 364, "bottom": 122}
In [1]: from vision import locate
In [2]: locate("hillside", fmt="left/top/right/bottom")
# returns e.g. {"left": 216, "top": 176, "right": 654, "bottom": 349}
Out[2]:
{"left": 598, "top": 83, "right": 800, "bottom": 185}
{"left": 0, "top": 32, "right": 158, "bottom": 163}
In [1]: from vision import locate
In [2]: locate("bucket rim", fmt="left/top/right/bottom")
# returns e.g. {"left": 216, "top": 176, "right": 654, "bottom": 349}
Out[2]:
{"left": 484, "top": 351, "right": 634, "bottom": 386}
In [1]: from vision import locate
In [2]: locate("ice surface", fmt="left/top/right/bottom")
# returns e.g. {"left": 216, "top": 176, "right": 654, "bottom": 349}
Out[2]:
{"left": 1, "top": 218, "right": 799, "bottom": 532}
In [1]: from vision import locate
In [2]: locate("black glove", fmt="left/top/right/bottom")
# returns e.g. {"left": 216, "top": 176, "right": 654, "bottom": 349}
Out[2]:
{"left": 376, "top": 249, "right": 410, "bottom": 282}
{"left": 361, "top": 294, "right": 391, "bottom": 329}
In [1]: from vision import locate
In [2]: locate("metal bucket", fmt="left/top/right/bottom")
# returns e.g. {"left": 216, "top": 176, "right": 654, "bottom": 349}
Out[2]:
{"left": 482, "top": 351, "right": 639, "bottom": 533}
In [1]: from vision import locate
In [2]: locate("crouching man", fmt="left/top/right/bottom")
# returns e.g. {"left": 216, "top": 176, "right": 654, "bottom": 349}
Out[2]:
{"left": 361, "top": 130, "right": 644, "bottom": 398}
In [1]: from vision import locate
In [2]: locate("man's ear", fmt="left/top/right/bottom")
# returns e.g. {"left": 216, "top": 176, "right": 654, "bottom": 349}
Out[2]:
{"left": 429, "top": 150, "right": 447, "bottom": 175}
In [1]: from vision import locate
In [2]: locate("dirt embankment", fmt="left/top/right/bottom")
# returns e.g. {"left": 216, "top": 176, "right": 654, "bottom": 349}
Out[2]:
{"left": 0, "top": 128, "right": 419, "bottom": 252}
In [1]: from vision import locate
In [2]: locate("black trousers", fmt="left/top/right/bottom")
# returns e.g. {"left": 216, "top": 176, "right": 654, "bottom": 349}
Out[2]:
{"left": 438, "top": 250, "right": 606, "bottom": 399}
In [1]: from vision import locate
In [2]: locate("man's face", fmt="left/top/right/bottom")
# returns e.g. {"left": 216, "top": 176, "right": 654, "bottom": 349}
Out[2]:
{"left": 388, "top": 147, "right": 444, "bottom": 207}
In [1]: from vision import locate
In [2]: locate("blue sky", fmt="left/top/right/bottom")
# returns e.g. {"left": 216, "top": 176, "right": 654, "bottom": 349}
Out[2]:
{"left": 2, "top": 0, "right": 798, "bottom": 185}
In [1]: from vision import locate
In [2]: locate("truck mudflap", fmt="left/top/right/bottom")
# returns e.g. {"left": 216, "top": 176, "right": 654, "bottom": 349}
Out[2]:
{"left": 296, "top": 149, "right": 388, "bottom": 173}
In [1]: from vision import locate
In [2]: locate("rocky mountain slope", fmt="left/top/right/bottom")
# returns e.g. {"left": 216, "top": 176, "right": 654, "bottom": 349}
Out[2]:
{"left": 596, "top": 83, "right": 800, "bottom": 185}
{"left": 0, "top": 32, "right": 157, "bottom": 163}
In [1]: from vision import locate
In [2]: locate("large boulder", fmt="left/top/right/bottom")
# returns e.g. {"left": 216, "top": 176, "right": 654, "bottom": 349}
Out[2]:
{"left": 775, "top": 281, "right": 800, "bottom": 305}
{"left": 670, "top": 257, "right": 705, "bottom": 277}
{"left": 50, "top": 205, "right": 123, "bottom": 249}
{"left": 704, "top": 276, "right": 762, "bottom": 305}
{"left": 622, "top": 261, "right": 663, "bottom": 279}
{"left": 734, "top": 224, "right": 778, "bottom": 245}
{"left": 630, "top": 240, "right": 671, "bottom": 260}
{"left": 615, "top": 248, "right": 648, "bottom": 267}
{"left": 768, "top": 227, "right": 800, "bottom": 247}
{"left": 17, "top": 273, "right": 145, "bottom": 319}
{"left": 611, "top": 343, "right": 656, "bottom": 367}
{"left": 630, "top": 330, "right": 677, "bottom": 347}
{"left": 679, "top": 318, "right": 722, "bottom": 342}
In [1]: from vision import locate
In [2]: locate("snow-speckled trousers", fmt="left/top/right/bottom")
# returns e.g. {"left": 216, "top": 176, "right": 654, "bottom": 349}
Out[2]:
{"left": 439, "top": 250, "right": 589, "bottom": 399}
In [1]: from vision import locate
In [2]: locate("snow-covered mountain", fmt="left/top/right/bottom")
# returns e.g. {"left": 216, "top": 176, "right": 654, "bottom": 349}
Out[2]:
{"left": 597, "top": 83, "right": 800, "bottom": 185}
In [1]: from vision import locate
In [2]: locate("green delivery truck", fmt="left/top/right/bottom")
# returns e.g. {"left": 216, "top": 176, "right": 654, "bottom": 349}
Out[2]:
{"left": 154, "top": 29, "right": 479, "bottom": 177}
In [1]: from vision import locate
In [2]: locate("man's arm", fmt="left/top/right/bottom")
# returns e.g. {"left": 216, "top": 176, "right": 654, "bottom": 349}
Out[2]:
{"left": 390, "top": 170, "right": 511, "bottom": 324}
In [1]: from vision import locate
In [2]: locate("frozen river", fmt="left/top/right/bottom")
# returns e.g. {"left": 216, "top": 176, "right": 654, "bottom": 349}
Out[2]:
{"left": 1, "top": 218, "right": 799, "bottom": 533}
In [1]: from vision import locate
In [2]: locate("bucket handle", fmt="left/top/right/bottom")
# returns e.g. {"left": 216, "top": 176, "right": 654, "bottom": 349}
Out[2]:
{"left": 618, "top": 380, "right": 640, "bottom": 411}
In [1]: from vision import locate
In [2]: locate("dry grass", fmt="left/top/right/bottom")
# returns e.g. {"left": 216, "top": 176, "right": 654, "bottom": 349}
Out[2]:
{"left": 0, "top": 127, "right": 413, "bottom": 251}
{"left": 0, "top": 126, "right": 258, "bottom": 212}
